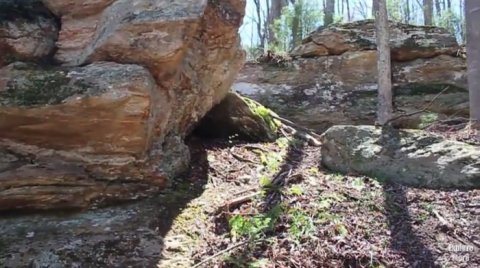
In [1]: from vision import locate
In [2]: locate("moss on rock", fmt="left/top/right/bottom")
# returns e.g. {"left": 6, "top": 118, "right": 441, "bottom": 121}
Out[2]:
{"left": 195, "top": 92, "right": 281, "bottom": 142}
{"left": 0, "top": 64, "right": 102, "bottom": 107}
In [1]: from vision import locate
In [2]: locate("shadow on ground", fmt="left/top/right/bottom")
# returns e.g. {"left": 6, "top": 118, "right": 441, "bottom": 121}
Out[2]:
{"left": 0, "top": 137, "right": 210, "bottom": 267}
{"left": 382, "top": 183, "right": 440, "bottom": 268}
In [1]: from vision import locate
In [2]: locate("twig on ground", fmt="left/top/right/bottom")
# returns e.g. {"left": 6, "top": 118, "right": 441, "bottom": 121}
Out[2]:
{"left": 241, "top": 145, "right": 269, "bottom": 152}
{"left": 217, "top": 192, "right": 261, "bottom": 213}
{"left": 229, "top": 148, "right": 258, "bottom": 164}
{"left": 432, "top": 209, "right": 454, "bottom": 230}
{"left": 386, "top": 86, "right": 451, "bottom": 125}
{"left": 192, "top": 239, "right": 253, "bottom": 268}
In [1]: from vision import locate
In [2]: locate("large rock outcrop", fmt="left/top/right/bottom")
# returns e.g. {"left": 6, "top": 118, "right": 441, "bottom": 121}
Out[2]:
{"left": 0, "top": 0, "right": 246, "bottom": 211}
{"left": 235, "top": 21, "right": 468, "bottom": 132}
{"left": 321, "top": 125, "right": 480, "bottom": 189}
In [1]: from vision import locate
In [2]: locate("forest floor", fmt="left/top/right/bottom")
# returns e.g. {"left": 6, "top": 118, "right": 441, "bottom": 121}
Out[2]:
{"left": 0, "top": 128, "right": 478, "bottom": 268}
{"left": 158, "top": 133, "right": 480, "bottom": 268}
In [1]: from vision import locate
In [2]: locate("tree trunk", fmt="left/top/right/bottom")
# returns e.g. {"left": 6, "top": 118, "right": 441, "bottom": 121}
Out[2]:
{"left": 291, "top": 0, "right": 303, "bottom": 48}
{"left": 447, "top": 0, "right": 451, "bottom": 9}
{"left": 253, "top": 0, "right": 265, "bottom": 49}
{"left": 268, "top": 0, "right": 289, "bottom": 45}
{"left": 423, "top": 0, "right": 434, "bottom": 25}
{"left": 466, "top": 0, "right": 480, "bottom": 127}
{"left": 405, "top": 0, "right": 411, "bottom": 23}
{"left": 346, "top": 0, "right": 351, "bottom": 21}
{"left": 372, "top": 0, "right": 379, "bottom": 18}
{"left": 435, "top": 0, "right": 442, "bottom": 18}
{"left": 324, "top": 0, "right": 335, "bottom": 26}
{"left": 375, "top": 0, "right": 393, "bottom": 125}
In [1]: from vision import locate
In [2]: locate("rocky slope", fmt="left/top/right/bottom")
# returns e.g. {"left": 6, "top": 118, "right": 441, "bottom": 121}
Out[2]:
{"left": 235, "top": 20, "right": 468, "bottom": 132}
{"left": 0, "top": 0, "right": 246, "bottom": 210}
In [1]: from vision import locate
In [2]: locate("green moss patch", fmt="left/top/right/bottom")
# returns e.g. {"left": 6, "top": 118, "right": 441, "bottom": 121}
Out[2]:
{"left": 0, "top": 67, "right": 101, "bottom": 107}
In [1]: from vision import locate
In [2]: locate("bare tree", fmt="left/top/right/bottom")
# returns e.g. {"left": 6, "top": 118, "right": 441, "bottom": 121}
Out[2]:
{"left": 435, "top": 0, "right": 442, "bottom": 17}
{"left": 324, "top": 0, "right": 335, "bottom": 26}
{"left": 375, "top": 0, "right": 393, "bottom": 124}
{"left": 289, "top": 0, "right": 300, "bottom": 48}
{"left": 346, "top": 0, "right": 351, "bottom": 21}
{"left": 268, "top": 0, "right": 289, "bottom": 45}
{"left": 423, "top": 0, "right": 434, "bottom": 25}
{"left": 466, "top": 0, "right": 480, "bottom": 127}
{"left": 253, "top": 0, "right": 266, "bottom": 49}
{"left": 405, "top": 0, "right": 411, "bottom": 23}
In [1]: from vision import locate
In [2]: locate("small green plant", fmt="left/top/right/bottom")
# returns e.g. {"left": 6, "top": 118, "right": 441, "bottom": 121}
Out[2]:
{"left": 276, "top": 137, "right": 290, "bottom": 149}
{"left": 288, "top": 185, "right": 303, "bottom": 196}
{"left": 308, "top": 167, "right": 320, "bottom": 176}
{"left": 351, "top": 178, "right": 366, "bottom": 191}
{"left": 288, "top": 208, "right": 315, "bottom": 240}
{"left": 259, "top": 152, "right": 282, "bottom": 173}
{"left": 418, "top": 112, "right": 439, "bottom": 129}
{"left": 228, "top": 205, "right": 283, "bottom": 240}
{"left": 335, "top": 223, "right": 349, "bottom": 238}
{"left": 259, "top": 175, "right": 273, "bottom": 188}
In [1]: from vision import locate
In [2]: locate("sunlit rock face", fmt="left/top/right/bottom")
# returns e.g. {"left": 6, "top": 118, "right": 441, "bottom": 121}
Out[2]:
{"left": 0, "top": 0, "right": 246, "bottom": 211}
{"left": 235, "top": 20, "right": 467, "bottom": 132}
{"left": 321, "top": 125, "right": 480, "bottom": 189}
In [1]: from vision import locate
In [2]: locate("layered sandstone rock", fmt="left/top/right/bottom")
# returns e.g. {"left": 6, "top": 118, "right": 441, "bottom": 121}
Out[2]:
{"left": 235, "top": 21, "right": 468, "bottom": 132}
{"left": 0, "top": 0, "right": 246, "bottom": 210}
{"left": 291, "top": 20, "right": 459, "bottom": 61}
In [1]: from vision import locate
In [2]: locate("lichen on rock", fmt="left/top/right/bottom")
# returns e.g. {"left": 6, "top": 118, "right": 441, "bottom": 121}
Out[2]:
{"left": 321, "top": 125, "right": 480, "bottom": 189}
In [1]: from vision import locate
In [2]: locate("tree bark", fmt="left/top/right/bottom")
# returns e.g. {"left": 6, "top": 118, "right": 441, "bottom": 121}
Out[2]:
{"left": 324, "top": 0, "right": 335, "bottom": 26}
{"left": 423, "top": 0, "right": 434, "bottom": 25}
{"left": 466, "top": 0, "right": 480, "bottom": 127}
{"left": 372, "top": 0, "right": 379, "bottom": 18}
{"left": 375, "top": 0, "right": 393, "bottom": 125}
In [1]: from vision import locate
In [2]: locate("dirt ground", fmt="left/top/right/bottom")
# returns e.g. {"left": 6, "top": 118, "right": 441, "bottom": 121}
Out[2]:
{"left": 0, "top": 134, "right": 478, "bottom": 268}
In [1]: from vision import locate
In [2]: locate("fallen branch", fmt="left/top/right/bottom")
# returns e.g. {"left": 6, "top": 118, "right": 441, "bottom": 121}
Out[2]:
{"left": 432, "top": 209, "right": 454, "bottom": 230}
{"left": 386, "top": 86, "right": 451, "bottom": 125}
{"left": 281, "top": 125, "right": 322, "bottom": 147}
{"left": 192, "top": 240, "right": 252, "bottom": 268}
{"left": 229, "top": 148, "right": 258, "bottom": 164}
{"left": 271, "top": 114, "right": 323, "bottom": 140}
{"left": 217, "top": 192, "right": 261, "bottom": 214}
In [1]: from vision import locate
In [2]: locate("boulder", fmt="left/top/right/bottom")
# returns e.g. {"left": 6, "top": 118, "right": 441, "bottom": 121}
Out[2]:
{"left": 291, "top": 20, "right": 459, "bottom": 61}
{"left": 195, "top": 92, "right": 280, "bottom": 142}
{"left": 235, "top": 22, "right": 468, "bottom": 132}
{"left": 0, "top": 62, "right": 174, "bottom": 210}
{"left": 0, "top": 0, "right": 58, "bottom": 66}
{"left": 321, "top": 125, "right": 480, "bottom": 189}
{"left": 0, "top": 0, "right": 246, "bottom": 211}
